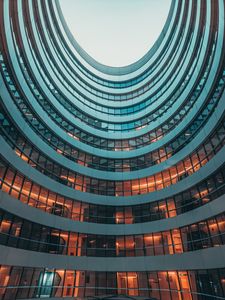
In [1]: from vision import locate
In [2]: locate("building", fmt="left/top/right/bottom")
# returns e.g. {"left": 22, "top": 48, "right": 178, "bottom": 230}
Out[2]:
{"left": 0, "top": 0, "right": 225, "bottom": 299}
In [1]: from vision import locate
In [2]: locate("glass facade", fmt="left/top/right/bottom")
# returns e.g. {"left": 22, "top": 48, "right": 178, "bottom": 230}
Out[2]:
{"left": 0, "top": 208, "right": 225, "bottom": 257}
{"left": 0, "top": 0, "right": 225, "bottom": 299}
{"left": 1, "top": 266, "right": 225, "bottom": 299}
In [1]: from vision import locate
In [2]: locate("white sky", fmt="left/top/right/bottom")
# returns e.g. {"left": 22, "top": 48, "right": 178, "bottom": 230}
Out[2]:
{"left": 59, "top": 0, "right": 172, "bottom": 67}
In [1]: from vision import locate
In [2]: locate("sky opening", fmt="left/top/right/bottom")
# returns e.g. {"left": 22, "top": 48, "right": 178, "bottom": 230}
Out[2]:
{"left": 59, "top": 0, "right": 172, "bottom": 67}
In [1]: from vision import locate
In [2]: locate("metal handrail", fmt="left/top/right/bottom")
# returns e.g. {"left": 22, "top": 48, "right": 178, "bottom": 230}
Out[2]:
{"left": 0, "top": 285, "right": 224, "bottom": 299}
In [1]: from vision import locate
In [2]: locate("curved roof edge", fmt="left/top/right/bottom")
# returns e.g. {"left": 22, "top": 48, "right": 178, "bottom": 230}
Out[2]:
{"left": 55, "top": 0, "right": 175, "bottom": 76}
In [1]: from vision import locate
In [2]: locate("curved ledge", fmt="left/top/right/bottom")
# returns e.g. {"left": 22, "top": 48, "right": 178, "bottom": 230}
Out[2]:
{"left": 0, "top": 137, "right": 224, "bottom": 205}
{"left": 0, "top": 244, "right": 224, "bottom": 271}
{"left": 0, "top": 191, "right": 224, "bottom": 235}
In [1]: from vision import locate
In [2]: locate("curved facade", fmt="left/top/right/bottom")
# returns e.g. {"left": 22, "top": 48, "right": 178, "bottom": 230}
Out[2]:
{"left": 0, "top": 0, "right": 225, "bottom": 299}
